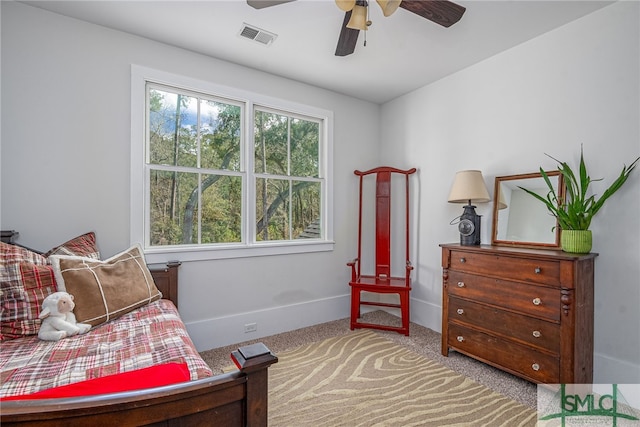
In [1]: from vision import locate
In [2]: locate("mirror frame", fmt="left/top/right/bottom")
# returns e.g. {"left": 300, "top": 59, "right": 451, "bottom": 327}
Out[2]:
{"left": 491, "top": 171, "right": 565, "bottom": 249}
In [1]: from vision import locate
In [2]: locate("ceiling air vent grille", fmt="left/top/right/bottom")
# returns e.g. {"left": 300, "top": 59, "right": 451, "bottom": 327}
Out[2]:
{"left": 239, "top": 23, "right": 277, "bottom": 46}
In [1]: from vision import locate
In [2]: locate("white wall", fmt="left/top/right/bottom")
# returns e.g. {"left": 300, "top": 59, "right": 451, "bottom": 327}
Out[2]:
{"left": 381, "top": 1, "right": 640, "bottom": 383}
{"left": 0, "top": 2, "right": 380, "bottom": 349}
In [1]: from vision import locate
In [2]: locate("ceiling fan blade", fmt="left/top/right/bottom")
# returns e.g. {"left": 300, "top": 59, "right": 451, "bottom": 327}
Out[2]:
{"left": 335, "top": 11, "right": 360, "bottom": 56}
{"left": 247, "top": 0, "right": 296, "bottom": 9}
{"left": 399, "top": 0, "right": 466, "bottom": 28}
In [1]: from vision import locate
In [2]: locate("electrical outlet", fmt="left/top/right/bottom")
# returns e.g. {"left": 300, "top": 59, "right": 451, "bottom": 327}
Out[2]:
{"left": 244, "top": 322, "right": 257, "bottom": 333}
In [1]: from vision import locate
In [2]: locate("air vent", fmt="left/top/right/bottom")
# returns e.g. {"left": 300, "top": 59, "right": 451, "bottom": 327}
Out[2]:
{"left": 239, "top": 23, "right": 277, "bottom": 46}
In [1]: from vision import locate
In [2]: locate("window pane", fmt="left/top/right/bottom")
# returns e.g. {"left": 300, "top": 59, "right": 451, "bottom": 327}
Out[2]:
{"left": 253, "top": 109, "right": 322, "bottom": 242}
{"left": 255, "top": 178, "right": 290, "bottom": 241}
{"left": 148, "top": 89, "right": 197, "bottom": 168}
{"left": 149, "top": 169, "right": 198, "bottom": 246}
{"left": 254, "top": 111, "right": 288, "bottom": 175}
{"left": 200, "top": 99, "right": 241, "bottom": 171}
{"left": 290, "top": 118, "right": 319, "bottom": 178}
{"left": 292, "top": 181, "right": 321, "bottom": 239}
{"left": 201, "top": 174, "right": 242, "bottom": 243}
{"left": 255, "top": 178, "right": 321, "bottom": 241}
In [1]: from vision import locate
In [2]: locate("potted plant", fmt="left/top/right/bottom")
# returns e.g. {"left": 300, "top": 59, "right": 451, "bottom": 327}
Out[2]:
{"left": 520, "top": 147, "right": 639, "bottom": 253}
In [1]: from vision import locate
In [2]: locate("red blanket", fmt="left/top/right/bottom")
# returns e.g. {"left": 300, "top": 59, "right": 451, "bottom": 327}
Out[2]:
{"left": 1, "top": 362, "right": 190, "bottom": 400}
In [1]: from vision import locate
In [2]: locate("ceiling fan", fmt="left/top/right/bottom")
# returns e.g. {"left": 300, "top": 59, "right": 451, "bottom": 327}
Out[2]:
{"left": 247, "top": 0, "right": 466, "bottom": 57}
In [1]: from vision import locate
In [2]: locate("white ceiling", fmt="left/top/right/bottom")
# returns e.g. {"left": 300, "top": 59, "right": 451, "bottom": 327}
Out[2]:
{"left": 22, "top": 0, "right": 614, "bottom": 104}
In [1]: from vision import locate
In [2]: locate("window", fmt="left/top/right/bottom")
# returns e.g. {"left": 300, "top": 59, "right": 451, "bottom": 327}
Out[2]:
{"left": 131, "top": 66, "right": 333, "bottom": 262}
{"left": 254, "top": 108, "right": 322, "bottom": 242}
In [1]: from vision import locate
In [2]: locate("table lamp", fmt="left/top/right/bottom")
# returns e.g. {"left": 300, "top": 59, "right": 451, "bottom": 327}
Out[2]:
{"left": 448, "top": 170, "right": 491, "bottom": 245}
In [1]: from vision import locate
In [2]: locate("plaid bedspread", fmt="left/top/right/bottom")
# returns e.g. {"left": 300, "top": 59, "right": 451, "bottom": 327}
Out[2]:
{"left": 0, "top": 299, "right": 212, "bottom": 398}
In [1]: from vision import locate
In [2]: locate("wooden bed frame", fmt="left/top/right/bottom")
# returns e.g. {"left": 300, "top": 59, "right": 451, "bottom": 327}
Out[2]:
{"left": 1, "top": 261, "right": 278, "bottom": 427}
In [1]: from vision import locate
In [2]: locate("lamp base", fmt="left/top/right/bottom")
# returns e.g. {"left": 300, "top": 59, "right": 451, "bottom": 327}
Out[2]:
{"left": 459, "top": 204, "right": 482, "bottom": 246}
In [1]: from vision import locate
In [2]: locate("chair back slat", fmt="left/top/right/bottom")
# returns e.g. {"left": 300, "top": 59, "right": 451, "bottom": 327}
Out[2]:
{"left": 375, "top": 170, "right": 392, "bottom": 279}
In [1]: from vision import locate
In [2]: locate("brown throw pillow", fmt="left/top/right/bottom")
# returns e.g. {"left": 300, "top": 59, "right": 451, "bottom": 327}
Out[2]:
{"left": 50, "top": 245, "right": 162, "bottom": 327}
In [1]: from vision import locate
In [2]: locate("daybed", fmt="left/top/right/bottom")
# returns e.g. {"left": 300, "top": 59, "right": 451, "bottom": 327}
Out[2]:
{"left": 0, "top": 232, "right": 277, "bottom": 426}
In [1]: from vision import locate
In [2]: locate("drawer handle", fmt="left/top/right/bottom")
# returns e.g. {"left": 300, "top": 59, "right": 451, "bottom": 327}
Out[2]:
{"left": 532, "top": 363, "right": 540, "bottom": 371}
{"left": 532, "top": 297, "right": 542, "bottom": 306}
{"left": 457, "top": 336, "right": 465, "bottom": 342}
{"left": 457, "top": 308, "right": 465, "bottom": 315}
{"left": 457, "top": 281, "right": 465, "bottom": 288}
{"left": 532, "top": 330, "right": 541, "bottom": 338}
{"left": 459, "top": 257, "right": 466, "bottom": 263}
{"left": 534, "top": 267, "right": 541, "bottom": 274}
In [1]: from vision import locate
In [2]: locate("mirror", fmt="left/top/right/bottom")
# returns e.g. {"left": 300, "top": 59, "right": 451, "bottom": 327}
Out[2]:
{"left": 491, "top": 171, "right": 564, "bottom": 249}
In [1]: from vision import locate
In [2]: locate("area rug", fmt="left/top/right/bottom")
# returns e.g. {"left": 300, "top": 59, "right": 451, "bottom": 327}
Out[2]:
{"left": 267, "top": 330, "right": 537, "bottom": 427}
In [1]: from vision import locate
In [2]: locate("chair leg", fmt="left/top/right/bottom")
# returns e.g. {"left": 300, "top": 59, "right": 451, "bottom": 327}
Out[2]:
{"left": 401, "top": 292, "right": 410, "bottom": 336}
{"left": 350, "top": 288, "right": 361, "bottom": 330}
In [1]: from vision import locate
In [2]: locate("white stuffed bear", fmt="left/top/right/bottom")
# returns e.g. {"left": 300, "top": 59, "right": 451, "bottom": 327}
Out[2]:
{"left": 38, "top": 292, "right": 92, "bottom": 341}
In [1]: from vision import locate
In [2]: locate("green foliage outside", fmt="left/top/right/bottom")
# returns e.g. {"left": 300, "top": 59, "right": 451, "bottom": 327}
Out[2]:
{"left": 147, "top": 87, "right": 322, "bottom": 246}
{"left": 254, "top": 110, "right": 320, "bottom": 241}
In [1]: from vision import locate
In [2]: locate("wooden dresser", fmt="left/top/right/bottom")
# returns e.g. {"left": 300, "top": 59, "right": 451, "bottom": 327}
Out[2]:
{"left": 440, "top": 243, "right": 597, "bottom": 384}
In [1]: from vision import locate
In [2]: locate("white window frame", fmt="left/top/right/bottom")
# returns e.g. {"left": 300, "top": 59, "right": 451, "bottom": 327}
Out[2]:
{"left": 131, "top": 65, "right": 334, "bottom": 263}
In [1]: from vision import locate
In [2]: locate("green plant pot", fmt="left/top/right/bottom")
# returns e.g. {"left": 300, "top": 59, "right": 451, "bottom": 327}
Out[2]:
{"left": 561, "top": 230, "right": 592, "bottom": 254}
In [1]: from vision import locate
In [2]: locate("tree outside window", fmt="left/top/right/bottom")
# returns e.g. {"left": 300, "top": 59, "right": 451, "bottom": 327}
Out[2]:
{"left": 254, "top": 110, "right": 321, "bottom": 241}
{"left": 146, "top": 84, "right": 324, "bottom": 248}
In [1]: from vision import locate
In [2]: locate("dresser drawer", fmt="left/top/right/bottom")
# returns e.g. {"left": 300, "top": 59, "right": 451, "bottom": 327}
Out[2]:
{"left": 448, "top": 296, "right": 560, "bottom": 353}
{"left": 448, "top": 250, "right": 561, "bottom": 287}
{"left": 448, "top": 271, "right": 561, "bottom": 322}
{"left": 448, "top": 323, "right": 560, "bottom": 384}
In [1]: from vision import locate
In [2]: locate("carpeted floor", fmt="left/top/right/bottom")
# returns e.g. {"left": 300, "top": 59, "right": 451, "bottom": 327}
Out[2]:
{"left": 198, "top": 311, "right": 537, "bottom": 410}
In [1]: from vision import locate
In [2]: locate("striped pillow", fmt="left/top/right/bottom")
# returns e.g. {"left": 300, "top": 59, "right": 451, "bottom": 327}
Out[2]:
{"left": 0, "top": 243, "right": 50, "bottom": 340}
{"left": 44, "top": 232, "right": 100, "bottom": 259}
{"left": 0, "top": 233, "right": 101, "bottom": 340}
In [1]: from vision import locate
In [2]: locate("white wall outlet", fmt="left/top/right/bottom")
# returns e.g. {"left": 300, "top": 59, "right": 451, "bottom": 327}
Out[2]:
{"left": 244, "top": 322, "right": 257, "bottom": 333}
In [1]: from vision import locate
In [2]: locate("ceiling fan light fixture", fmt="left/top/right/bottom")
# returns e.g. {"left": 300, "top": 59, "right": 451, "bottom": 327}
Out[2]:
{"left": 375, "top": 0, "right": 401, "bottom": 17}
{"left": 346, "top": 4, "right": 370, "bottom": 31}
{"left": 335, "top": 0, "right": 356, "bottom": 12}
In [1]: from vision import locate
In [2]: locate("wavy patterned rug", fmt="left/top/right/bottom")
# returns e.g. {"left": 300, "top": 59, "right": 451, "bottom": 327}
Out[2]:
{"left": 268, "top": 330, "right": 537, "bottom": 426}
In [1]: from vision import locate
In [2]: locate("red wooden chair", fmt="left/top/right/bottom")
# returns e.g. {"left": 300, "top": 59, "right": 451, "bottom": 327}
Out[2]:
{"left": 347, "top": 166, "right": 416, "bottom": 336}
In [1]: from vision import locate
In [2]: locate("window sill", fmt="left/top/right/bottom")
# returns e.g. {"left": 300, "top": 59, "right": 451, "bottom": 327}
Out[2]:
{"left": 143, "top": 240, "right": 335, "bottom": 264}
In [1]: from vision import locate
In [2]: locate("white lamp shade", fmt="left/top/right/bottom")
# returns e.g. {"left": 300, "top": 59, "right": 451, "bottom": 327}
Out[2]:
{"left": 497, "top": 189, "right": 508, "bottom": 210}
{"left": 376, "top": 0, "right": 401, "bottom": 16}
{"left": 346, "top": 4, "right": 369, "bottom": 30}
{"left": 448, "top": 170, "right": 491, "bottom": 204}
{"left": 335, "top": 0, "right": 356, "bottom": 11}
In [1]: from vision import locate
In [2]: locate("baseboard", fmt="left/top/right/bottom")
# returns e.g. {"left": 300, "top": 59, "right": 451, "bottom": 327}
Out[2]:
{"left": 186, "top": 294, "right": 351, "bottom": 351}
{"left": 594, "top": 351, "right": 640, "bottom": 383}
{"left": 409, "top": 297, "right": 443, "bottom": 333}
{"left": 187, "top": 295, "right": 443, "bottom": 352}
